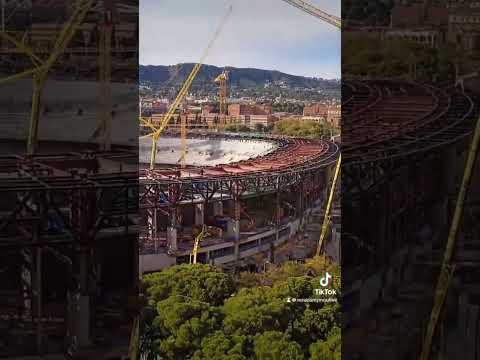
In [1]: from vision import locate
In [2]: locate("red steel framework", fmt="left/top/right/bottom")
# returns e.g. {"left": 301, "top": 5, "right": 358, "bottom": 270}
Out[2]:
{"left": 0, "top": 150, "right": 138, "bottom": 355}
{"left": 139, "top": 134, "right": 339, "bottom": 254}
{"left": 343, "top": 80, "right": 477, "bottom": 165}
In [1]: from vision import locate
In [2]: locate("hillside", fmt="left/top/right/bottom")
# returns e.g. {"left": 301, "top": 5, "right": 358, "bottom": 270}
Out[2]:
{"left": 140, "top": 63, "right": 339, "bottom": 90}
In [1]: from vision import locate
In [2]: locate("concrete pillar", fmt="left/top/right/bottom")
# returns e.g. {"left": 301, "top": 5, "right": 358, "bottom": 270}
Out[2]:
{"left": 228, "top": 197, "right": 241, "bottom": 258}
{"left": 67, "top": 291, "right": 90, "bottom": 349}
{"left": 79, "top": 250, "right": 88, "bottom": 293}
{"left": 35, "top": 247, "right": 43, "bottom": 352}
{"left": 147, "top": 208, "right": 157, "bottom": 238}
{"left": 21, "top": 250, "right": 32, "bottom": 316}
{"left": 227, "top": 219, "right": 240, "bottom": 241}
{"left": 297, "top": 185, "right": 303, "bottom": 216}
{"left": 76, "top": 249, "right": 90, "bottom": 347}
{"left": 168, "top": 207, "right": 179, "bottom": 251}
{"left": 77, "top": 296, "right": 90, "bottom": 347}
{"left": 195, "top": 202, "right": 205, "bottom": 226}
{"left": 167, "top": 227, "right": 178, "bottom": 251}
{"left": 213, "top": 200, "right": 223, "bottom": 216}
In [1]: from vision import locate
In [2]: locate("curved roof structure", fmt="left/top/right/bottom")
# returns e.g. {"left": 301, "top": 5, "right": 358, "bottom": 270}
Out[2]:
{"left": 343, "top": 80, "right": 477, "bottom": 164}
{"left": 140, "top": 133, "right": 339, "bottom": 185}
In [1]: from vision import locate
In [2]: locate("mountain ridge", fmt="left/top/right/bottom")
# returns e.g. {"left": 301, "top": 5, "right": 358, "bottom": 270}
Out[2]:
{"left": 140, "top": 63, "right": 339, "bottom": 89}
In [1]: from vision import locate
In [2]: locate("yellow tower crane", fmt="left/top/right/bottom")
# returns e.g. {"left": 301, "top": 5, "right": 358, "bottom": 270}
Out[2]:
{"left": 179, "top": 98, "right": 188, "bottom": 168}
{"left": 0, "top": 0, "right": 94, "bottom": 154}
{"left": 214, "top": 69, "right": 229, "bottom": 125}
{"left": 141, "top": 5, "right": 233, "bottom": 169}
{"left": 278, "top": 0, "right": 341, "bottom": 257}
{"left": 280, "top": 0, "right": 341, "bottom": 28}
{"left": 317, "top": 153, "right": 341, "bottom": 256}
{"left": 419, "top": 116, "right": 480, "bottom": 359}
{"left": 190, "top": 225, "right": 210, "bottom": 264}
{"left": 133, "top": 8, "right": 232, "bottom": 359}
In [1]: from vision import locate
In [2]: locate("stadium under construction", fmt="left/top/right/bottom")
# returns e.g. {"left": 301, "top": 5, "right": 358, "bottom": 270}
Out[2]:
{"left": 139, "top": 132, "right": 340, "bottom": 273}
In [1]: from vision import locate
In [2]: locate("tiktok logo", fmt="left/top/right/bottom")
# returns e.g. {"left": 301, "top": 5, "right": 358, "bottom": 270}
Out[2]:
{"left": 320, "top": 272, "right": 332, "bottom": 287}
{"left": 314, "top": 272, "right": 336, "bottom": 297}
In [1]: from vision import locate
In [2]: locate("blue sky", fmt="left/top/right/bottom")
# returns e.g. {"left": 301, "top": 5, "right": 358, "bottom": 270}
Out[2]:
{"left": 140, "top": 0, "right": 340, "bottom": 79}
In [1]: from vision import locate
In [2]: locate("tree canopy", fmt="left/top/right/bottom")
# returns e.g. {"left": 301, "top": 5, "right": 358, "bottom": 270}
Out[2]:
{"left": 273, "top": 119, "right": 338, "bottom": 139}
{"left": 141, "top": 258, "right": 340, "bottom": 360}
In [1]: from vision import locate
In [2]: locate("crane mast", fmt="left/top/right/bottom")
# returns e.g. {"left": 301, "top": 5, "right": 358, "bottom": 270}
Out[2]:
{"left": 214, "top": 70, "right": 229, "bottom": 125}
{"left": 0, "top": 0, "right": 94, "bottom": 154}
{"left": 191, "top": 225, "right": 210, "bottom": 264}
{"left": 317, "top": 153, "right": 341, "bottom": 256}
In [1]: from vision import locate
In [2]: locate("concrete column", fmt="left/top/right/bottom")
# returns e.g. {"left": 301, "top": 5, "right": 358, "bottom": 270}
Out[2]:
{"left": 213, "top": 200, "right": 223, "bottom": 216}
{"left": 35, "top": 247, "right": 42, "bottom": 353}
{"left": 168, "top": 207, "right": 179, "bottom": 251}
{"left": 21, "top": 250, "right": 32, "bottom": 317}
{"left": 147, "top": 208, "right": 157, "bottom": 238}
{"left": 228, "top": 198, "right": 241, "bottom": 258}
{"left": 228, "top": 219, "right": 240, "bottom": 259}
{"left": 227, "top": 219, "right": 240, "bottom": 241}
{"left": 167, "top": 227, "right": 178, "bottom": 251}
{"left": 77, "top": 296, "right": 90, "bottom": 347}
{"left": 194, "top": 202, "right": 205, "bottom": 226}
{"left": 79, "top": 250, "right": 88, "bottom": 294}
{"left": 77, "top": 249, "right": 90, "bottom": 347}
{"left": 297, "top": 185, "right": 303, "bottom": 216}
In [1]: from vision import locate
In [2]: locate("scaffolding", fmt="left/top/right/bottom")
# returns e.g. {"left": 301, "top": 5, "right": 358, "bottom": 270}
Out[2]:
{"left": 0, "top": 152, "right": 138, "bottom": 356}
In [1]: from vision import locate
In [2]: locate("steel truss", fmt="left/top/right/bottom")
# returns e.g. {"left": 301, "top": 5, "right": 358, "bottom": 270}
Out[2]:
{"left": 139, "top": 134, "right": 339, "bottom": 253}
{"left": 343, "top": 80, "right": 477, "bottom": 166}
{"left": 0, "top": 151, "right": 138, "bottom": 355}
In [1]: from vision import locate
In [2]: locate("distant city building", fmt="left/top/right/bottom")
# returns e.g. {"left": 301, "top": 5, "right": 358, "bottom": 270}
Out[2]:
{"left": 228, "top": 103, "right": 272, "bottom": 116}
{"left": 448, "top": 4, "right": 480, "bottom": 51}
{"left": 249, "top": 115, "right": 278, "bottom": 128}
{"left": 302, "top": 103, "right": 340, "bottom": 128}
{"left": 390, "top": 2, "right": 448, "bottom": 28}
{"left": 327, "top": 106, "right": 341, "bottom": 128}
{"left": 303, "top": 103, "right": 328, "bottom": 117}
{"left": 385, "top": 29, "right": 441, "bottom": 47}
{"left": 388, "top": 0, "right": 480, "bottom": 52}
{"left": 201, "top": 104, "right": 218, "bottom": 115}
{"left": 301, "top": 116, "right": 327, "bottom": 123}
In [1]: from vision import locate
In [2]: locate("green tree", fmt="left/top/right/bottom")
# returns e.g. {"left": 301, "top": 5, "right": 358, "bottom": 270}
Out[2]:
{"left": 254, "top": 331, "right": 304, "bottom": 360}
{"left": 309, "top": 327, "right": 341, "bottom": 360}
{"left": 153, "top": 297, "right": 222, "bottom": 359}
{"left": 193, "top": 331, "right": 246, "bottom": 360}
{"left": 296, "top": 304, "right": 340, "bottom": 346}
{"left": 142, "top": 264, "right": 235, "bottom": 306}
{"left": 272, "top": 119, "right": 335, "bottom": 139}
{"left": 141, "top": 261, "right": 341, "bottom": 360}
{"left": 222, "top": 286, "right": 290, "bottom": 337}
